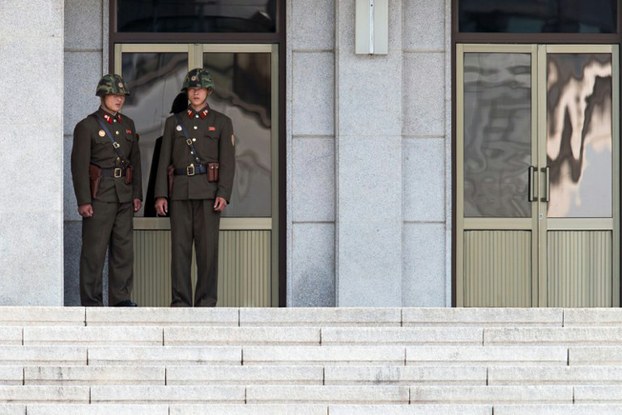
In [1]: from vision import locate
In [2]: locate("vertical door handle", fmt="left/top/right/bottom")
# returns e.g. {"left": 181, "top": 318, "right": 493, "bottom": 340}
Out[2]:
{"left": 528, "top": 166, "right": 537, "bottom": 202}
{"left": 541, "top": 166, "right": 550, "bottom": 202}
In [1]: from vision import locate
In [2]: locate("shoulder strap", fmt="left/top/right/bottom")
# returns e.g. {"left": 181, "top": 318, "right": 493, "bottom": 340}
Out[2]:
{"left": 94, "top": 114, "right": 130, "bottom": 167}
{"left": 174, "top": 113, "right": 205, "bottom": 166}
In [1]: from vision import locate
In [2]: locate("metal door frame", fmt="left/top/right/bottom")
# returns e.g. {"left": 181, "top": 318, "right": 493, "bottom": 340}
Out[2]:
{"left": 115, "top": 43, "right": 280, "bottom": 306}
{"left": 456, "top": 43, "right": 620, "bottom": 307}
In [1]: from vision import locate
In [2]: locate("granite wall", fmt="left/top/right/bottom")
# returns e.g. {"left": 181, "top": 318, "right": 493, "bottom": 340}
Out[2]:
{"left": 286, "top": 0, "right": 451, "bottom": 306}
{"left": 0, "top": 1, "right": 65, "bottom": 305}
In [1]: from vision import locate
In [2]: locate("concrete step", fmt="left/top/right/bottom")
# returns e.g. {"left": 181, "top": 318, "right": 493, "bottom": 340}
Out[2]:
{"left": 85, "top": 308, "right": 238, "bottom": 326}
{"left": 20, "top": 404, "right": 168, "bottom": 415}
{"left": 164, "top": 326, "right": 320, "bottom": 345}
{"left": 0, "top": 386, "right": 89, "bottom": 403}
{"left": 0, "top": 367, "right": 22, "bottom": 385}
{"left": 406, "top": 346, "right": 567, "bottom": 366}
{"left": 3, "top": 306, "right": 622, "bottom": 328}
{"left": 0, "top": 327, "right": 23, "bottom": 345}
{"left": 0, "top": 346, "right": 86, "bottom": 365}
{"left": 402, "top": 308, "right": 563, "bottom": 327}
{"left": 12, "top": 403, "right": 622, "bottom": 415}
{"left": 87, "top": 346, "right": 241, "bottom": 366}
{"left": 169, "top": 405, "right": 328, "bottom": 415}
{"left": 489, "top": 366, "right": 622, "bottom": 385}
{"left": 242, "top": 345, "right": 405, "bottom": 365}
{"left": 569, "top": 346, "right": 622, "bottom": 365}
{"left": 245, "top": 385, "right": 409, "bottom": 404}
{"left": 18, "top": 364, "right": 622, "bottom": 387}
{"left": 90, "top": 385, "right": 245, "bottom": 404}
{"left": 22, "top": 404, "right": 326, "bottom": 415}
{"left": 0, "top": 405, "right": 23, "bottom": 415}
{"left": 15, "top": 325, "right": 622, "bottom": 347}
{"left": 494, "top": 404, "right": 622, "bottom": 415}
{"left": 321, "top": 327, "right": 483, "bottom": 345}
{"left": 328, "top": 405, "right": 491, "bottom": 415}
{"left": 0, "top": 308, "right": 85, "bottom": 326}
{"left": 24, "top": 366, "right": 165, "bottom": 385}
{"left": 574, "top": 385, "right": 622, "bottom": 403}
{"left": 324, "top": 365, "right": 487, "bottom": 385}
{"left": 239, "top": 308, "right": 402, "bottom": 327}
{"left": 328, "top": 405, "right": 622, "bottom": 415}
{"left": 23, "top": 326, "right": 162, "bottom": 346}
{"left": 21, "top": 365, "right": 324, "bottom": 386}
{"left": 166, "top": 365, "right": 324, "bottom": 385}
{"left": 484, "top": 327, "right": 622, "bottom": 346}
{"left": 2, "top": 306, "right": 622, "bottom": 410}
{"left": 85, "top": 307, "right": 402, "bottom": 327}
{"left": 410, "top": 385, "right": 573, "bottom": 404}
{"left": 563, "top": 309, "right": 622, "bottom": 327}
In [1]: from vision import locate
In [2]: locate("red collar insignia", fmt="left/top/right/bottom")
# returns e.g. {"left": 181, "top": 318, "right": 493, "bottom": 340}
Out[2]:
{"left": 187, "top": 106, "right": 210, "bottom": 119}
{"left": 103, "top": 113, "right": 122, "bottom": 124}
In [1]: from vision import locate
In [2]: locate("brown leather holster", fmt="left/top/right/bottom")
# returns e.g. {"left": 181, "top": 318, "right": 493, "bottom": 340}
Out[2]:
{"left": 207, "top": 162, "right": 219, "bottom": 183}
{"left": 124, "top": 165, "right": 133, "bottom": 185}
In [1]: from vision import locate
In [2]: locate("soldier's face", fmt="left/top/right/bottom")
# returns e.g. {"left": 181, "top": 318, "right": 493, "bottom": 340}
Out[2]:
{"left": 187, "top": 87, "right": 209, "bottom": 109}
{"left": 102, "top": 94, "right": 126, "bottom": 114}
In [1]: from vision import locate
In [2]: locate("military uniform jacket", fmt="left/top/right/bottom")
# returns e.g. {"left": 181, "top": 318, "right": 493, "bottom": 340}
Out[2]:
{"left": 71, "top": 108, "right": 143, "bottom": 205}
{"left": 154, "top": 105, "right": 235, "bottom": 202}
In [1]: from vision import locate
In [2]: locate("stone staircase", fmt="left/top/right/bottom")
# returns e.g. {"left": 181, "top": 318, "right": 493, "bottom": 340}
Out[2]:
{"left": 1, "top": 307, "right": 622, "bottom": 414}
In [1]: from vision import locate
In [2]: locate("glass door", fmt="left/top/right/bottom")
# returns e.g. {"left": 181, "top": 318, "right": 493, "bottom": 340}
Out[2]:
{"left": 456, "top": 44, "right": 619, "bottom": 307}
{"left": 457, "top": 45, "right": 539, "bottom": 307}
{"left": 115, "top": 44, "right": 279, "bottom": 306}
{"left": 540, "top": 45, "right": 619, "bottom": 306}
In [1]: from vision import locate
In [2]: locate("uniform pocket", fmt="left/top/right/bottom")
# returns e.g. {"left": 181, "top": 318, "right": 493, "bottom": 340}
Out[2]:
{"left": 204, "top": 130, "right": 219, "bottom": 140}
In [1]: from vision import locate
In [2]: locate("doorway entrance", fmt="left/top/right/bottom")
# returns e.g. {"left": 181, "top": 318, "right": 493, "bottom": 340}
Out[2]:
{"left": 115, "top": 43, "right": 279, "bottom": 307}
{"left": 456, "top": 44, "right": 619, "bottom": 307}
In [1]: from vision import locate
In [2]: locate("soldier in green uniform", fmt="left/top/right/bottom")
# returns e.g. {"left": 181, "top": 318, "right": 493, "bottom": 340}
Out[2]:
{"left": 154, "top": 68, "right": 235, "bottom": 307}
{"left": 71, "top": 74, "right": 142, "bottom": 307}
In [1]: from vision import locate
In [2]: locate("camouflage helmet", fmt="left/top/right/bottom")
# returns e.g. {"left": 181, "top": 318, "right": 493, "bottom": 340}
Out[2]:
{"left": 181, "top": 68, "right": 214, "bottom": 91}
{"left": 96, "top": 74, "right": 130, "bottom": 97}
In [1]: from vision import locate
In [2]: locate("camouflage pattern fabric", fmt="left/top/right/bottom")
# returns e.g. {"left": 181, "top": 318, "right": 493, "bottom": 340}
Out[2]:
{"left": 181, "top": 68, "right": 215, "bottom": 91}
{"left": 96, "top": 74, "right": 130, "bottom": 97}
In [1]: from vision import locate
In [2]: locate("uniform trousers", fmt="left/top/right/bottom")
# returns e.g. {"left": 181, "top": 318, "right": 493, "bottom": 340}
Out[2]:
{"left": 169, "top": 199, "right": 221, "bottom": 307}
{"left": 80, "top": 200, "right": 134, "bottom": 306}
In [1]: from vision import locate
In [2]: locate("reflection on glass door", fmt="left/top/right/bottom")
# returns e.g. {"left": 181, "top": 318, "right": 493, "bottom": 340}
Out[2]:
{"left": 115, "top": 44, "right": 279, "bottom": 307}
{"left": 457, "top": 44, "right": 619, "bottom": 308}
{"left": 546, "top": 53, "right": 613, "bottom": 218}
{"left": 202, "top": 52, "right": 272, "bottom": 218}
{"left": 120, "top": 47, "right": 188, "bottom": 217}
{"left": 542, "top": 47, "right": 618, "bottom": 307}
{"left": 463, "top": 52, "right": 533, "bottom": 218}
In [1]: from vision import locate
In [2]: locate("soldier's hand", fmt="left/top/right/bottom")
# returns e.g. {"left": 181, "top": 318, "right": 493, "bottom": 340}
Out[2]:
{"left": 78, "top": 204, "right": 94, "bottom": 218}
{"left": 155, "top": 197, "right": 168, "bottom": 216}
{"left": 213, "top": 197, "right": 228, "bottom": 212}
{"left": 133, "top": 198, "right": 142, "bottom": 212}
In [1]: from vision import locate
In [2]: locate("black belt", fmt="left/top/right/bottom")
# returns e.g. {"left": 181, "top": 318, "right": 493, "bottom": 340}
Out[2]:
{"left": 101, "top": 167, "right": 127, "bottom": 178}
{"left": 174, "top": 164, "right": 207, "bottom": 176}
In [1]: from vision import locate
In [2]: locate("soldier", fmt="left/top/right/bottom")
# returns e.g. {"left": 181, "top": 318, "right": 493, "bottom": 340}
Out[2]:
{"left": 71, "top": 74, "right": 142, "bottom": 307}
{"left": 154, "top": 68, "right": 235, "bottom": 307}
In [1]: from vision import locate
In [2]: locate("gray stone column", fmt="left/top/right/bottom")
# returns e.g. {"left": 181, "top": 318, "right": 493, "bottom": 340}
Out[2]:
{"left": 0, "top": 1, "right": 64, "bottom": 305}
{"left": 287, "top": 0, "right": 336, "bottom": 306}
{"left": 335, "top": 1, "right": 403, "bottom": 306}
